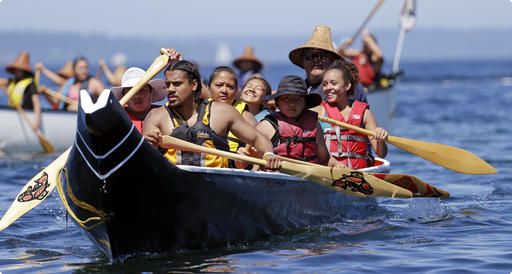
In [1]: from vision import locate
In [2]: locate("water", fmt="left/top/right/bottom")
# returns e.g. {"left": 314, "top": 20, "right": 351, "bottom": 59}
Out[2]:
{"left": 1, "top": 59, "right": 512, "bottom": 273}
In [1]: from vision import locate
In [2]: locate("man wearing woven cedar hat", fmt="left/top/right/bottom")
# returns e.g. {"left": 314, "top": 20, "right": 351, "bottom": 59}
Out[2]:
{"left": 289, "top": 25, "right": 367, "bottom": 104}
{"left": 0, "top": 51, "right": 42, "bottom": 131}
{"left": 233, "top": 45, "right": 263, "bottom": 88}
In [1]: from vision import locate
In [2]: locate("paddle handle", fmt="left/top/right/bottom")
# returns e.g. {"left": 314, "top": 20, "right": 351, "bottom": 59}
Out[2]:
{"left": 119, "top": 48, "right": 169, "bottom": 105}
{"left": 41, "top": 86, "right": 76, "bottom": 105}
{"left": 319, "top": 116, "right": 377, "bottom": 137}
{"left": 13, "top": 103, "right": 55, "bottom": 153}
{"left": 341, "top": 0, "right": 385, "bottom": 50}
{"left": 162, "top": 135, "right": 268, "bottom": 166}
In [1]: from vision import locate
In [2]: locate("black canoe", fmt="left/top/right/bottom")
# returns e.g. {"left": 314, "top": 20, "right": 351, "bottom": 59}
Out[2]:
{"left": 58, "top": 90, "right": 378, "bottom": 259}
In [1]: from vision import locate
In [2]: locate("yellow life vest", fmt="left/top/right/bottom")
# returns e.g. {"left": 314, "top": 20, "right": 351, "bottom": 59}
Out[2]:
{"left": 7, "top": 78, "right": 33, "bottom": 107}
{"left": 227, "top": 101, "right": 248, "bottom": 153}
{"left": 163, "top": 101, "right": 229, "bottom": 168}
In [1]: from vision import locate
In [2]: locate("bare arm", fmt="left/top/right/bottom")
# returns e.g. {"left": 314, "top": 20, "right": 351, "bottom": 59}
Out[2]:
{"left": 143, "top": 106, "right": 172, "bottom": 148}
{"left": 212, "top": 102, "right": 273, "bottom": 154}
{"left": 337, "top": 38, "right": 360, "bottom": 58}
{"left": 362, "top": 33, "right": 383, "bottom": 62}
{"left": 0, "top": 78, "right": 7, "bottom": 90}
{"left": 363, "top": 109, "right": 388, "bottom": 158}
{"left": 242, "top": 110, "right": 258, "bottom": 127}
{"left": 315, "top": 122, "right": 330, "bottom": 165}
{"left": 99, "top": 59, "right": 120, "bottom": 86}
{"left": 35, "top": 63, "right": 67, "bottom": 86}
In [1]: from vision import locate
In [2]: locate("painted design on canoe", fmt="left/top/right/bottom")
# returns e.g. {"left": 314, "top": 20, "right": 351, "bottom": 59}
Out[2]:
{"left": 372, "top": 173, "right": 449, "bottom": 197}
{"left": 17, "top": 172, "right": 50, "bottom": 202}
{"left": 388, "top": 175, "right": 419, "bottom": 194}
{"left": 56, "top": 168, "right": 105, "bottom": 230}
{"left": 332, "top": 171, "right": 374, "bottom": 195}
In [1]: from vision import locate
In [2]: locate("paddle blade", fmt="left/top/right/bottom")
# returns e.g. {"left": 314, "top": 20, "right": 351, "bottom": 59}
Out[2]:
{"left": 371, "top": 173, "right": 450, "bottom": 198}
{"left": 36, "top": 131, "right": 55, "bottom": 154}
{"left": 0, "top": 149, "right": 69, "bottom": 232}
{"left": 280, "top": 161, "right": 413, "bottom": 198}
{"left": 388, "top": 136, "right": 497, "bottom": 174}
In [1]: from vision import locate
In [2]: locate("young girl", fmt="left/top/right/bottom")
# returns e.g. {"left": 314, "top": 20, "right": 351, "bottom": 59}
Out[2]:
{"left": 239, "top": 75, "right": 273, "bottom": 122}
{"left": 319, "top": 60, "right": 388, "bottom": 169}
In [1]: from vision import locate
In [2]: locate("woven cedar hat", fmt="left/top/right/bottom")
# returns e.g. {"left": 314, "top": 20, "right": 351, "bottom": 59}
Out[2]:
{"left": 57, "top": 61, "right": 74, "bottom": 79}
{"left": 6, "top": 51, "right": 33, "bottom": 75}
{"left": 233, "top": 46, "right": 263, "bottom": 72}
{"left": 289, "top": 25, "right": 343, "bottom": 68}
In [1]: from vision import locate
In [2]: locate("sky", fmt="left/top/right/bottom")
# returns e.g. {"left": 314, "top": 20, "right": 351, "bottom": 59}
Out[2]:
{"left": 0, "top": 0, "right": 511, "bottom": 38}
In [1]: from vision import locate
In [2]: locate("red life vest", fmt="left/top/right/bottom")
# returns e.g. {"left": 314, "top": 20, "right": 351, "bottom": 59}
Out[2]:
{"left": 322, "top": 101, "right": 370, "bottom": 169}
{"left": 352, "top": 54, "right": 375, "bottom": 87}
{"left": 125, "top": 105, "right": 157, "bottom": 133}
{"left": 269, "top": 110, "right": 319, "bottom": 163}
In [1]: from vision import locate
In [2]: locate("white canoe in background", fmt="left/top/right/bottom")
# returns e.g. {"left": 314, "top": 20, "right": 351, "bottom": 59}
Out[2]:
{"left": 0, "top": 106, "right": 76, "bottom": 154}
{"left": 367, "top": 88, "right": 395, "bottom": 131}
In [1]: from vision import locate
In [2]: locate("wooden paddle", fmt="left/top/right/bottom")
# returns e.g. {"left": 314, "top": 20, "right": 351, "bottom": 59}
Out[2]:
{"left": 274, "top": 154, "right": 449, "bottom": 198}
{"left": 39, "top": 85, "right": 77, "bottom": 106}
{"left": 0, "top": 89, "right": 55, "bottom": 153}
{"left": 161, "top": 135, "right": 412, "bottom": 199}
{"left": 0, "top": 49, "right": 171, "bottom": 232}
{"left": 339, "top": 0, "right": 385, "bottom": 51}
{"left": 318, "top": 116, "right": 496, "bottom": 174}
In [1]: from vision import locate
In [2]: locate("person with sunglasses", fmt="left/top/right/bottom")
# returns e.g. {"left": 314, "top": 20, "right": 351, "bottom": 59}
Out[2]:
{"left": 288, "top": 25, "right": 367, "bottom": 105}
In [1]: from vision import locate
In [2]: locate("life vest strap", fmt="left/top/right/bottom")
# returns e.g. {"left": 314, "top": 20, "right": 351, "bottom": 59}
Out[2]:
{"left": 331, "top": 151, "right": 367, "bottom": 159}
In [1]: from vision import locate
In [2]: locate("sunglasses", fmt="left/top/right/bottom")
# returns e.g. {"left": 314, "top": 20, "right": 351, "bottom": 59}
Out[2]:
{"left": 303, "top": 52, "right": 331, "bottom": 61}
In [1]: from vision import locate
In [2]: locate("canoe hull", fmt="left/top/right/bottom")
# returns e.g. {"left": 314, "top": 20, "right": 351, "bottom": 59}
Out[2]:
{"left": 59, "top": 90, "right": 379, "bottom": 259}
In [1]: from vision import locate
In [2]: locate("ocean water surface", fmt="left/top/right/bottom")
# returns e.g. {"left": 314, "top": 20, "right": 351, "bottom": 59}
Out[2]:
{"left": 0, "top": 58, "right": 511, "bottom": 273}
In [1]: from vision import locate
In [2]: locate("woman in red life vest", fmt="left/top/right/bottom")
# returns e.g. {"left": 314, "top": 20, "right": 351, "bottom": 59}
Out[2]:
{"left": 111, "top": 67, "right": 167, "bottom": 133}
{"left": 319, "top": 60, "right": 388, "bottom": 169}
{"left": 256, "top": 75, "right": 339, "bottom": 167}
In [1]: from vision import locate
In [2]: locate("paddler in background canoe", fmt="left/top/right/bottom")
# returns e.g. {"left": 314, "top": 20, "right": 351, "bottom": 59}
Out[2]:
{"left": 239, "top": 75, "right": 273, "bottom": 122}
{"left": 0, "top": 51, "right": 42, "bottom": 132}
{"left": 208, "top": 66, "right": 259, "bottom": 164}
{"left": 97, "top": 53, "right": 128, "bottom": 86}
{"left": 143, "top": 58, "right": 280, "bottom": 169}
{"left": 337, "top": 29, "right": 383, "bottom": 89}
{"left": 318, "top": 60, "right": 388, "bottom": 169}
{"left": 289, "top": 25, "right": 367, "bottom": 104}
{"left": 34, "top": 61, "right": 73, "bottom": 109}
{"left": 232, "top": 45, "right": 263, "bottom": 88}
{"left": 35, "top": 61, "right": 73, "bottom": 86}
{"left": 44, "top": 56, "right": 105, "bottom": 111}
{"left": 255, "top": 75, "right": 340, "bottom": 168}
{"left": 111, "top": 67, "right": 167, "bottom": 133}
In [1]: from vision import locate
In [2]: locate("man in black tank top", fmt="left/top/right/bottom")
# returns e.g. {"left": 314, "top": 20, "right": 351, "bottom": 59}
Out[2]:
{"left": 142, "top": 55, "right": 280, "bottom": 169}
